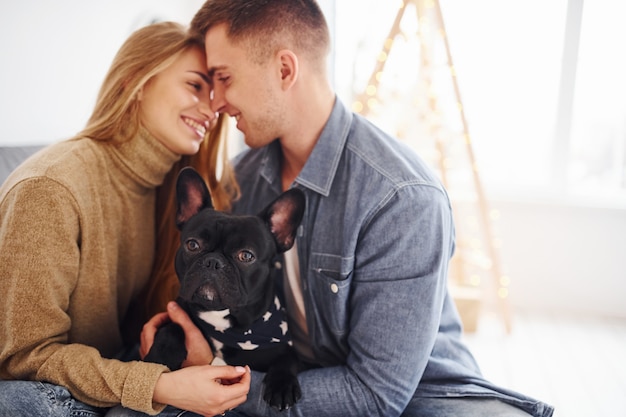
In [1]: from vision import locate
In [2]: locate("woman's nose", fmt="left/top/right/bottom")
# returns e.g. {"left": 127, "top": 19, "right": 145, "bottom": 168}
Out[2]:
{"left": 198, "top": 101, "right": 218, "bottom": 130}
{"left": 210, "top": 85, "right": 226, "bottom": 114}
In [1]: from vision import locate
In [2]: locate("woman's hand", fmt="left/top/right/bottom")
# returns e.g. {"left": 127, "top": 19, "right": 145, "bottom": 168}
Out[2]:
{"left": 140, "top": 311, "right": 169, "bottom": 360}
{"left": 140, "top": 301, "right": 214, "bottom": 366}
{"left": 153, "top": 365, "right": 250, "bottom": 416}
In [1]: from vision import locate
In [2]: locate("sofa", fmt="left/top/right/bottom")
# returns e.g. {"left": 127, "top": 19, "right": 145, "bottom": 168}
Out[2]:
{"left": 0, "top": 146, "right": 44, "bottom": 185}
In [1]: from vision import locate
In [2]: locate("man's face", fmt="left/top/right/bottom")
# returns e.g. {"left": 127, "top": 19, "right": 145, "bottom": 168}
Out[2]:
{"left": 205, "top": 24, "right": 286, "bottom": 149}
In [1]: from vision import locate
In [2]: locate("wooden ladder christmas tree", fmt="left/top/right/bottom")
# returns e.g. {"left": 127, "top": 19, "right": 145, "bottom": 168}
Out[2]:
{"left": 352, "top": 0, "right": 512, "bottom": 333}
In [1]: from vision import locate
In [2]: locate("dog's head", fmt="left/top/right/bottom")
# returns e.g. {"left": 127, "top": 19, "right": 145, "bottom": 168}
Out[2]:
{"left": 173, "top": 167, "right": 305, "bottom": 330}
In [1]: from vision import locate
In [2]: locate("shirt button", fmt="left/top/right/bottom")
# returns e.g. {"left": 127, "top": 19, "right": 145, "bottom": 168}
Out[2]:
{"left": 274, "top": 261, "right": 282, "bottom": 269}
{"left": 330, "top": 283, "right": 339, "bottom": 294}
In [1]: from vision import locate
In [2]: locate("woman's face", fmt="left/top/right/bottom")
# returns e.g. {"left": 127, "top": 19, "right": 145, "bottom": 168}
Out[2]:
{"left": 138, "top": 47, "right": 216, "bottom": 155}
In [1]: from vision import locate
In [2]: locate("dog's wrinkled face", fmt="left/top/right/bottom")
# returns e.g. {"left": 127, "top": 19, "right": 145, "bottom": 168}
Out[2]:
{"left": 175, "top": 209, "right": 277, "bottom": 311}
{"left": 173, "top": 167, "right": 305, "bottom": 330}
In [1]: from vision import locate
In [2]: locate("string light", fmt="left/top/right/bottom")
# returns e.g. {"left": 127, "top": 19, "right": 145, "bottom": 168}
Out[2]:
{"left": 470, "top": 274, "right": 481, "bottom": 286}
{"left": 352, "top": 0, "right": 512, "bottom": 331}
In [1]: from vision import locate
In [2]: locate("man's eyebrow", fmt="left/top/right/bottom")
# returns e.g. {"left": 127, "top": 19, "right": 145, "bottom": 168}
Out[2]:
{"left": 208, "top": 65, "right": 227, "bottom": 78}
{"left": 190, "top": 71, "right": 210, "bottom": 85}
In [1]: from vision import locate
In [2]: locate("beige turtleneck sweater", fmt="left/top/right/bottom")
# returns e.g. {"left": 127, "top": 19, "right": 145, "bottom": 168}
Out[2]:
{"left": 0, "top": 130, "right": 181, "bottom": 414}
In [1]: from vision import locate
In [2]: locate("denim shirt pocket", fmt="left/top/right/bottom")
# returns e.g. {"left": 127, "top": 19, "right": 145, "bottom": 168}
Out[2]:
{"left": 309, "top": 253, "right": 354, "bottom": 335}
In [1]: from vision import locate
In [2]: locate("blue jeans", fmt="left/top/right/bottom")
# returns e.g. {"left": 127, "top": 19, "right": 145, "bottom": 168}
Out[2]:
{"left": 0, "top": 380, "right": 246, "bottom": 417}
{"left": 0, "top": 379, "right": 532, "bottom": 417}
{"left": 0, "top": 380, "right": 107, "bottom": 417}
{"left": 108, "top": 398, "right": 530, "bottom": 417}
{"left": 402, "top": 397, "right": 532, "bottom": 417}
{"left": 105, "top": 405, "right": 246, "bottom": 417}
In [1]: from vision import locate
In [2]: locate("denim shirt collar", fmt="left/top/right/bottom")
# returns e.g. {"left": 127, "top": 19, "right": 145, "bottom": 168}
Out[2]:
{"left": 259, "top": 96, "right": 351, "bottom": 197}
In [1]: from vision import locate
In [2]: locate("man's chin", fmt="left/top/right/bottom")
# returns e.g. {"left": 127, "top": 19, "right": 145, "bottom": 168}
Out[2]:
{"left": 243, "top": 135, "right": 270, "bottom": 149}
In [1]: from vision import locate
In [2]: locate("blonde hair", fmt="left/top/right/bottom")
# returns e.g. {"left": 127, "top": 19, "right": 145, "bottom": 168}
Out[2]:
{"left": 76, "top": 22, "right": 240, "bottom": 337}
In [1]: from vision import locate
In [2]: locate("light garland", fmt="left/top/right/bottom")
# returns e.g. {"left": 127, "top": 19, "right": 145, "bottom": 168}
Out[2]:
{"left": 351, "top": 0, "right": 512, "bottom": 333}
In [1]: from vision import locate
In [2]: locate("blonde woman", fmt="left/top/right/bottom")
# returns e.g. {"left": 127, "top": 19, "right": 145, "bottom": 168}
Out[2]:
{"left": 0, "top": 22, "right": 248, "bottom": 417}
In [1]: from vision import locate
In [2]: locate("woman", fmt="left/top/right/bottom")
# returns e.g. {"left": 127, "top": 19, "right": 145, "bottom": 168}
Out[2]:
{"left": 0, "top": 22, "right": 248, "bottom": 417}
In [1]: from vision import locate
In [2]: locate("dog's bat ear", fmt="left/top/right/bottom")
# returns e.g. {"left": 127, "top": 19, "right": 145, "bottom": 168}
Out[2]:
{"left": 260, "top": 188, "right": 306, "bottom": 253}
{"left": 175, "top": 167, "right": 214, "bottom": 229}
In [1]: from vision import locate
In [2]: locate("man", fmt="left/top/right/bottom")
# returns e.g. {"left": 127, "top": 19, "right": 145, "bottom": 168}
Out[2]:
{"left": 189, "top": 1, "right": 554, "bottom": 416}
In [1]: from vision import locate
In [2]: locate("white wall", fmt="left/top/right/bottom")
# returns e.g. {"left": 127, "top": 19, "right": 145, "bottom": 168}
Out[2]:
{"left": 492, "top": 197, "right": 626, "bottom": 319}
{"left": 0, "top": 0, "right": 203, "bottom": 145}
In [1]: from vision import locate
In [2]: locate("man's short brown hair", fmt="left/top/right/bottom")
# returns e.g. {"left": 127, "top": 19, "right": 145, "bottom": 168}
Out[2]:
{"left": 191, "top": 0, "right": 330, "bottom": 65}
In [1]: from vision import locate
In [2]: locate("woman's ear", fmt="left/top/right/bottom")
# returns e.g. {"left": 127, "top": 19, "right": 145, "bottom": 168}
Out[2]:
{"left": 277, "top": 49, "right": 298, "bottom": 90}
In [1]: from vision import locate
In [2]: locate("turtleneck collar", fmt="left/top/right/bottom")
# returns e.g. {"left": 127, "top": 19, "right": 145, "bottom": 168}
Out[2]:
{"left": 109, "top": 126, "right": 181, "bottom": 191}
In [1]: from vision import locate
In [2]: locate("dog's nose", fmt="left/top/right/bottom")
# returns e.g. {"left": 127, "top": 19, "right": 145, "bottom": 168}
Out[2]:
{"left": 203, "top": 255, "right": 225, "bottom": 270}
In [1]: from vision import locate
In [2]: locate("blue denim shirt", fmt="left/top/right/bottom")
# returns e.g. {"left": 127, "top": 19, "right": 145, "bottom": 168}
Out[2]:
{"left": 232, "top": 98, "right": 554, "bottom": 417}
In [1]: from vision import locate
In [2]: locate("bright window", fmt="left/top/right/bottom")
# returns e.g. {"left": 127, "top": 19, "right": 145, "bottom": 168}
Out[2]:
{"left": 331, "top": 0, "right": 626, "bottom": 204}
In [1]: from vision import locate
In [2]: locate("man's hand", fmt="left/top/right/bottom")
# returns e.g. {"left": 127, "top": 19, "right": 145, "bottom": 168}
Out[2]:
{"left": 141, "top": 301, "right": 214, "bottom": 366}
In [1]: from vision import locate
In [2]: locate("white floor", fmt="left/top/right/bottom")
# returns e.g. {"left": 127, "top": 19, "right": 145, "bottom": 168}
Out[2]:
{"left": 461, "top": 309, "right": 626, "bottom": 417}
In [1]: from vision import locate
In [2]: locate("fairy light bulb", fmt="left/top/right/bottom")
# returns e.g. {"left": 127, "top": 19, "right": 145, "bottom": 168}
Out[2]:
{"left": 470, "top": 274, "right": 481, "bottom": 286}
{"left": 500, "top": 275, "right": 511, "bottom": 287}
{"left": 384, "top": 38, "right": 394, "bottom": 51}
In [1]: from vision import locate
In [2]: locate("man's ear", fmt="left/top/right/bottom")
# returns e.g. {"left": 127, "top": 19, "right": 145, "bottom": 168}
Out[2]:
{"left": 277, "top": 49, "right": 298, "bottom": 90}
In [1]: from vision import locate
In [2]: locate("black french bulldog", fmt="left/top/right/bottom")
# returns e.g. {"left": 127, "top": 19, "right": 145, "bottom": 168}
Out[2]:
{"left": 144, "top": 167, "right": 305, "bottom": 410}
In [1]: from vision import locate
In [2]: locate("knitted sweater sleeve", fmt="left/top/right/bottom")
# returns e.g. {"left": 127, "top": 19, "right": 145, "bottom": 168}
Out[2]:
{"left": 0, "top": 177, "right": 168, "bottom": 414}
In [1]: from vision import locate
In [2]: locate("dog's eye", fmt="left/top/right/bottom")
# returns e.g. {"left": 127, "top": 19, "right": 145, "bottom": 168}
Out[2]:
{"left": 237, "top": 250, "right": 255, "bottom": 263}
{"left": 186, "top": 239, "right": 201, "bottom": 252}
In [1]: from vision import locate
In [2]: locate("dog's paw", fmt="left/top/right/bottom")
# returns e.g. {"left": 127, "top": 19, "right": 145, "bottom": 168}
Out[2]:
{"left": 262, "top": 370, "right": 302, "bottom": 411}
{"left": 143, "top": 323, "right": 187, "bottom": 371}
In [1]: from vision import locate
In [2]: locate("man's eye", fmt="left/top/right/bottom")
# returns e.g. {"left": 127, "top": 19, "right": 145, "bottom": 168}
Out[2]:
{"left": 186, "top": 239, "right": 200, "bottom": 252}
{"left": 237, "top": 250, "right": 255, "bottom": 263}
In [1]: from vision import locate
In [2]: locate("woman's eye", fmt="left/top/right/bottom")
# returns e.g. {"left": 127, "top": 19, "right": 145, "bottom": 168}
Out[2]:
{"left": 186, "top": 239, "right": 200, "bottom": 252}
{"left": 237, "top": 250, "right": 255, "bottom": 263}
{"left": 188, "top": 82, "right": 201, "bottom": 91}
